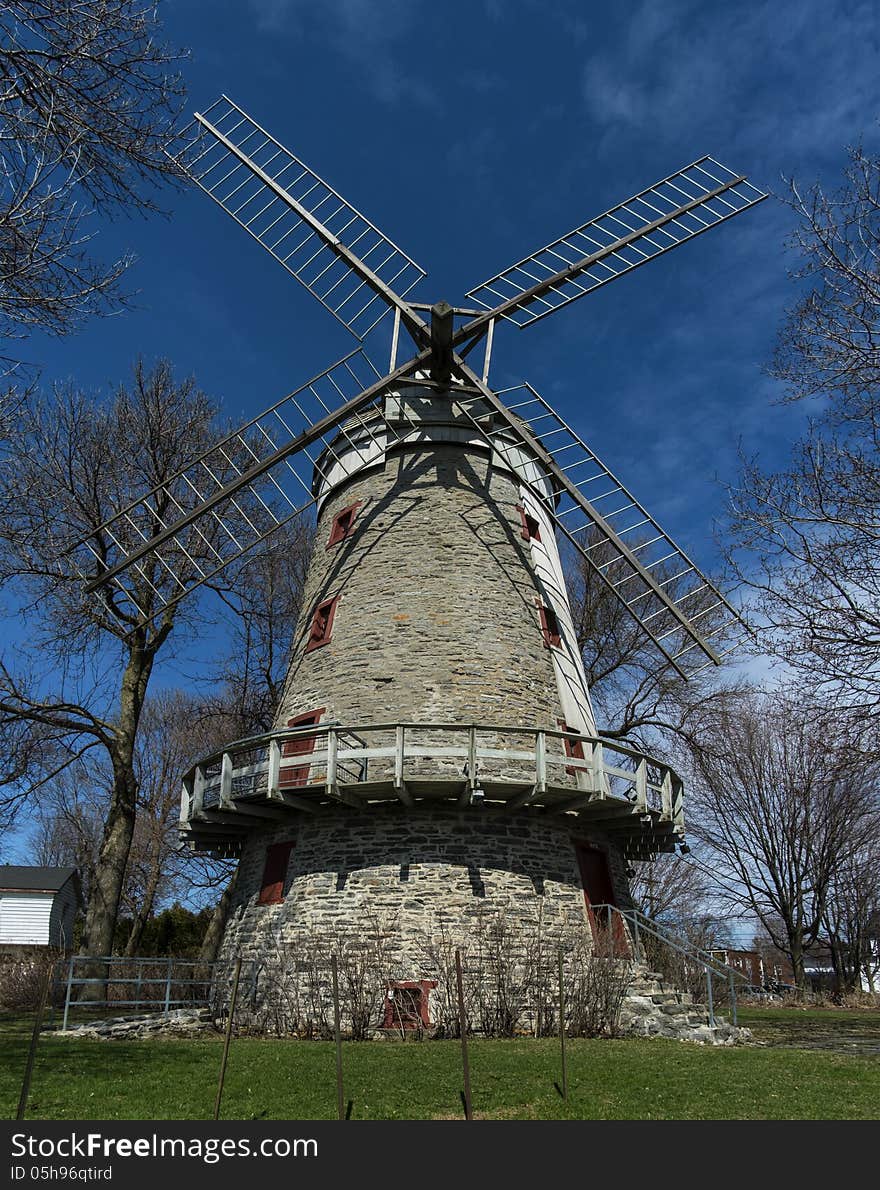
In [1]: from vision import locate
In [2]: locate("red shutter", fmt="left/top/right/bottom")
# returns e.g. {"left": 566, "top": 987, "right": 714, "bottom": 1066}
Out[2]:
{"left": 517, "top": 505, "right": 541, "bottom": 542}
{"left": 279, "top": 708, "right": 325, "bottom": 787}
{"left": 538, "top": 601, "right": 561, "bottom": 647}
{"left": 327, "top": 502, "right": 362, "bottom": 548}
{"left": 305, "top": 595, "right": 339, "bottom": 652}
{"left": 558, "top": 719, "right": 586, "bottom": 776}
{"left": 258, "top": 841, "right": 294, "bottom": 905}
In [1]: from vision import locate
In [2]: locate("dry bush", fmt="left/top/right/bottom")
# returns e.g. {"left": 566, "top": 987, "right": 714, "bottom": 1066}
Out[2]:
{"left": 0, "top": 952, "right": 61, "bottom": 1010}
{"left": 564, "top": 928, "right": 631, "bottom": 1038}
{"left": 214, "top": 907, "right": 636, "bottom": 1040}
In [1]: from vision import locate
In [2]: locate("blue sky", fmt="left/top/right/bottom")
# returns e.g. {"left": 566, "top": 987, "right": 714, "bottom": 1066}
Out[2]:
{"left": 22, "top": 0, "right": 878, "bottom": 560}
{"left": 3, "top": 2, "right": 878, "bottom": 874}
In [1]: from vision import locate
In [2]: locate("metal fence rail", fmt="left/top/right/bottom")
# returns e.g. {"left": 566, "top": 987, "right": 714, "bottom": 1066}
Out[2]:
{"left": 61, "top": 955, "right": 215, "bottom": 1030}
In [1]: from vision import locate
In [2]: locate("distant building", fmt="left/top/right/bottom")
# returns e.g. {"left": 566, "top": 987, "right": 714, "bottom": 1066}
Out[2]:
{"left": 0, "top": 867, "right": 81, "bottom": 950}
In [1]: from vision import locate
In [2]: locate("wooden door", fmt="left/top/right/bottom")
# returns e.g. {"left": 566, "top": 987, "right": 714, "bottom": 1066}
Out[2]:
{"left": 575, "top": 844, "right": 629, "bottom": 957}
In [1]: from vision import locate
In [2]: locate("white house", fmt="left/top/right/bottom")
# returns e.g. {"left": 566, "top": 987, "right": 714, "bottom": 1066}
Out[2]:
{"left": 0, "top": 867, "right": 81, "bottom": 950}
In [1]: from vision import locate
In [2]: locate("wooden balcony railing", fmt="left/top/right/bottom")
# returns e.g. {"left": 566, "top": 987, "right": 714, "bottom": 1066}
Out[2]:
{"left": 180, "top": 721, "right": 685, "bottom": 859}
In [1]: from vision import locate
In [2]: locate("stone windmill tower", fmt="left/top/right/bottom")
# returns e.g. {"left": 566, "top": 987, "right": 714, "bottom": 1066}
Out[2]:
{"left": 76, "top": 97, "right": 765, "bottom": 1028}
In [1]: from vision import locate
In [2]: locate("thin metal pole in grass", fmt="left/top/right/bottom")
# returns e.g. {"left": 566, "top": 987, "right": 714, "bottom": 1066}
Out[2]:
{"left": 16, "top": 962, "right": 53, "bottom": 1121}
{"left": 455, "top": 948, "right": 472, "bottom": 1120}
{"left": 330, "top": 953, "right": 345, "bottom": 1121}
{"left": 558, "top": 945, "right": 567, "bottom": 1100}
{"left": 213, "top": 954, "right": 242, "bottom": 1122}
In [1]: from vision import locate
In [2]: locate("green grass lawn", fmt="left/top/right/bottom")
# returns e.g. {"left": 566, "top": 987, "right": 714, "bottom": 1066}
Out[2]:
{"left": 2, "top": 1009, "right": 878, "bottom": 1121}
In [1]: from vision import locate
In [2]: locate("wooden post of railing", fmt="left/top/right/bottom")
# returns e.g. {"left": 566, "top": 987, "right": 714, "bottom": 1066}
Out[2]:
{"left": 327, "top": 727, "right": 339, "bottom": 799}
{"left": 660, "top": 770, "right": 673, "bottom": 821}
{"left": 394, "top": 724, "right": 405, "bottom": 790}
{"left": 191, "top": 764, "right": 206, "bottom": 816}
{"left": 592, "top": 741, "right": 605, "bottom": 796}
{"left": 535, "top": 730, "right": 546, "bottom": 795}
{"left": 267, "top": 738, "right": 281, "bottom": 797}
{"left": 219, "top": 752, "right": 234, "bottom": 809}
{"left": 634, "top": 758, "right": 648, "bottom": 812}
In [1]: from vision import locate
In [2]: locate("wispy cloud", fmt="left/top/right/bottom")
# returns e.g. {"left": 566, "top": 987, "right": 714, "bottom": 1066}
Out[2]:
{"left": 248, "top": 0, "right": 440, "bottom": 108}
{"left": 581, "top": 0, "right": 879, "bottom": 172}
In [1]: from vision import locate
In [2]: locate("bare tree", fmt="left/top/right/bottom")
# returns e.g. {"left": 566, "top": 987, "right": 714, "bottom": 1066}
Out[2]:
{"left": 0, "top": 1, "right": 186, "bottom": 348}
{"left": 183, "top": 523, "right": 313, "bottom": 956}
{"left": 204, "top": 522, "right": 314, "bottom": 738}
{"left": 820, "top": 840, "right": 880, "bottom": 995}
{"left": 565, "top": 530, "right": 747, "bottom": 750}
{"left": 0, "top": 359, "right": 226, "bottom": 964}
{"left": 630, "top": 853, "right": 709, "bottom": 923}
{"left": 685, "top": 687, "right": 880, "bottom": 988}
{"left": 725, "top": 145, "right": 880, "bottom": 732}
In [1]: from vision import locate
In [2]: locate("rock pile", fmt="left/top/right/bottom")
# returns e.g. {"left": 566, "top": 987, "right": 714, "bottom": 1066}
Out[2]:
{"left": 57, "top": 1008, "right": 215, "bottom": 1040}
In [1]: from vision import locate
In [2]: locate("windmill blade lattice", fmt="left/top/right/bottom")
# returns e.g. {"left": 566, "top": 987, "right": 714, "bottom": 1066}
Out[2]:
{"left": 178, "top": 96, "right": 427, "bottom": 340}
{"left": 454, "top": 380, "right": 741, "bottom": 675}
{"left": 74, "top": 350, "right": 397, "bottom": 623}
{"left": 465, "top": 157, "right": 766, "bottom": 329}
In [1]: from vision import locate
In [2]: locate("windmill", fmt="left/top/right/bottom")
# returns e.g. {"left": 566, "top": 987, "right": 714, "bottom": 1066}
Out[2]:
{"left": 73, "top": 96, "right": 765, "bottom": 1024}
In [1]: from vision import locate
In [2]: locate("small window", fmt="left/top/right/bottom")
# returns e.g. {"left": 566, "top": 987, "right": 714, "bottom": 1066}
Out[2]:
{"left": 538, "top": 600, "right": 561, "bottom": 648}
{"left": 280, "top": 708, "right": 325, "bottom": 787}
{"left": 382, "top": 979, "right": 437, "bottom": 1030}
{"left": 305, "top": 595, "right": 339, "bottom": 652}
{"left": 517, "top": 505, "right": 541, "bottom": 542}
{"left": 327, "top": 502, "right": 361, "bottom": 548}
{"left": 258, "top": 841, "right": 294, "bottom": 905}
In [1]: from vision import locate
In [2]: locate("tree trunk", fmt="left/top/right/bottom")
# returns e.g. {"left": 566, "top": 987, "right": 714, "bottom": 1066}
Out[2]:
{"left": 199, "top": 865, "right": 240, "bottom": 963}
{"left": 77, "top": 769, "right": 138, "bottom": 1000}
{"left": 77, "top": 642, "right": 154, "bottom": 997}
{"left": 123, "top": 867, "right": 162, "bottom": 957}
{"left": 789, "top": 938, "right": 807, "bottom": 993}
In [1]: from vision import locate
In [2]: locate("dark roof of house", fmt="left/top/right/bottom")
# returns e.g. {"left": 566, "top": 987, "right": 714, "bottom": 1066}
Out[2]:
{"left": 0, "top": 866, "right": 79, "bottom": 894}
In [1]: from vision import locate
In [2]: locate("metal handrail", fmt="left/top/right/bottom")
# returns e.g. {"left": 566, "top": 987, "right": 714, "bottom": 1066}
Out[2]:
{"left": 590, "top": 904, "right": 747, "bottom": 1027}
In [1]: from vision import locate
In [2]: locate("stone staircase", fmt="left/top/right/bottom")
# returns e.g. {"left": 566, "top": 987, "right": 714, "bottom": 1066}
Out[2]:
{"left": 619, "top": 966, "right": 748, "bottom": 1046}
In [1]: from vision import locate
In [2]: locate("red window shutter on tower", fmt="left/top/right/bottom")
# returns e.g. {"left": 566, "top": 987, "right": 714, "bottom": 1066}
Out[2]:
{"left": 258, "top": 841, "right": 294, "bottom": 905}
{"left": 279, "top": 708, "right": 325, "bottom": 788}
{"left": 326, "top": 506, "right": 362, "bottom": 552}
{"left": 327, "top": 502, "right": 362, "bottom": 548}
{"left": 306, "top": 595, "right": 339, "bottom": 652}
{"left": 517, "top": 505, "right": 541, "bottom": 542}
{"left": 538, "top": 600, "right": 561, "bottom": 648}
{"left": 558, "top": 719, "right": 586, "bottom": 776}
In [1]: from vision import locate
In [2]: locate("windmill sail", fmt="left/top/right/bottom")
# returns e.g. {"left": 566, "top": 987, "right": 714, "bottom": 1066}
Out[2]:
{"left": 73, "top": 350, "right": 409, "bottom": 623}
{"left": 464, "top": 157, "right": 766, "bottom": 330}
{"left": 451, "top": 373, "right": 741, "bottom": 676}
{"left": 178, "top": 96, "right": 428, "bottom": 341}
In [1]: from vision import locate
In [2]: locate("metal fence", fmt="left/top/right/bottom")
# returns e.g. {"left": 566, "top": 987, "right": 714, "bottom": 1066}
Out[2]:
{"left": 61, "top": 955, "right": 215, "bottom": 1030}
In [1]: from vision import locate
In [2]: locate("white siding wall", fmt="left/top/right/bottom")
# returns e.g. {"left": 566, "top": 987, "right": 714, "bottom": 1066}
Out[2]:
{"left": 48, "top": 881, "right": 79, "bottom": 950}
{"left": 0, "top": 892, "right": 53, "bottom": 945}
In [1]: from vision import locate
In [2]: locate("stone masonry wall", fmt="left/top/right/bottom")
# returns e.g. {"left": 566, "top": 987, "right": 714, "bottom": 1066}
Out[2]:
{"left": 276, "top": 439, "right": 565, "bottom": 733}
{"left": 218, "top": 805, "right": 635, "bottom": 1031}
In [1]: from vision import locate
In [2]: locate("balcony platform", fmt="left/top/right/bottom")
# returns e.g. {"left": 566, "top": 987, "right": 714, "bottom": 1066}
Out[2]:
{"left": 180, "top": 721, "right": 685, "bottom": 861}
